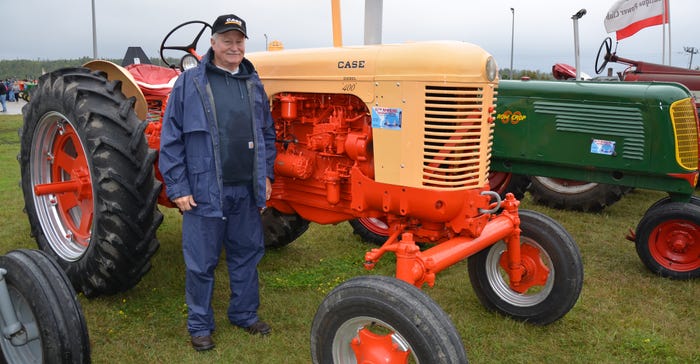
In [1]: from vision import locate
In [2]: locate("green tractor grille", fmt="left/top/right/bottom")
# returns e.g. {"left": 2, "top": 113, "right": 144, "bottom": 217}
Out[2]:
{"left": 534, "top": 101, "right": 645, "bottom": 160}
{"left": 670, "top": 98, "right": 699, "bottom": 170}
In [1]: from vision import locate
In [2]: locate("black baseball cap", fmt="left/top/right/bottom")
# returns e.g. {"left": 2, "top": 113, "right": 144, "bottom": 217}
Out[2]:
{"left": 211, "top": 14, "right": 248, "bottom": 38}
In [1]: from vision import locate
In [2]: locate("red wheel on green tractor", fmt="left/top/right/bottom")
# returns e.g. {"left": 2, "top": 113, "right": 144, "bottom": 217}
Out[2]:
{"left": 633, "top": 199, "right": 700, "bottom": 279}
{"left": 20, "top": 68, "right": 163, "bottom": 297}
{"left": 310, "top": 275, "right": 468, "bottom": 363}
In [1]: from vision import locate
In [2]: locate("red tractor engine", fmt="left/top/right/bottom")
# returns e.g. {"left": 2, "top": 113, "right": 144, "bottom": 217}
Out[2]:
{"left": 267, "top": 90, "right": 499, "bottom": 248}
{"left": 269, "top": 92, "right": 373, "bottom": 220}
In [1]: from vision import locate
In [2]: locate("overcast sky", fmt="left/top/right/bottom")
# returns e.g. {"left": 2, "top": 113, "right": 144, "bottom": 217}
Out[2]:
{"left": 1, "top": 0, "right": 696, "bottom": 77}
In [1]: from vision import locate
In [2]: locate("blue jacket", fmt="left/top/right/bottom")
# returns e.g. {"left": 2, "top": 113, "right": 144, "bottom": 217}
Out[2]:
{"left": 159, "top": 50, "right": 277, "bottom": 216}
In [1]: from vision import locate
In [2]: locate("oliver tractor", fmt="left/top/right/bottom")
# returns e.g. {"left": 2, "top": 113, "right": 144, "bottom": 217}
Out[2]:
{"left": 522, "top": 37, "right": 700, "bottom": 213}
{"left": 19, "top": 19, "right": 584, "bottom": 363}
{"left": 498, "top": 38, "right": 700, "bottom": 279}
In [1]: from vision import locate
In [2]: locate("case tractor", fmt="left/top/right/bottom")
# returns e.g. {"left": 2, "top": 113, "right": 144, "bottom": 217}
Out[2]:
{"left": 17, "top": 11, "right": 586, "bottom": 363}
{"left": 353, "top": 39, "right": 700, "bottom": 281}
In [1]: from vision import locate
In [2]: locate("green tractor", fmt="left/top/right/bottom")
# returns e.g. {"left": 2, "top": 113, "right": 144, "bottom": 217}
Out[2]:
{"left": 517, "top": 37, "right": 700, "bottom": 213}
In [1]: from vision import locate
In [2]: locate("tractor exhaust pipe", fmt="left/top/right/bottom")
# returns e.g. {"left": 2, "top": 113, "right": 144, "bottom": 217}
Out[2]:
{"left": 364, "top": 0, "right": 383, "bottom": 45}
{"left": 331, "top": 0, "right": 384, "bottom": 47}
{"left": 331, "top": 0, "right": 343, "bottom": 47}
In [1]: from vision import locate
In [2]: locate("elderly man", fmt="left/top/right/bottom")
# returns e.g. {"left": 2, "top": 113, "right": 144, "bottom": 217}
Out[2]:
{"left": 159, "top": 13, "right": 277, "bottom": 351}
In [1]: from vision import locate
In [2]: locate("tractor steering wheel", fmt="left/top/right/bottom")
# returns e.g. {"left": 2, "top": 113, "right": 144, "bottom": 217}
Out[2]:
{"left": 594, "top": 37, "right": 613, "bottom": 74}
{"left": 159, "top": 20, "right": 211, "bottom": 68}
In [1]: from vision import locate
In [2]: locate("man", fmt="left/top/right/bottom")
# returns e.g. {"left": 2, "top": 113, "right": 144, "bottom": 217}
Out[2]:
{"left": 0, "top": 81, "right": 7, "bottom": 112}
{"left": 159, "top": 13, "right": 277, "bottom": 352}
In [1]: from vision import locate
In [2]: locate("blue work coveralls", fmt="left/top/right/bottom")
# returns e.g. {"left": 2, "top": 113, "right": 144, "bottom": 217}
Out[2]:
{"left": 158, "top": 49, "right": 277, "bottom": 337}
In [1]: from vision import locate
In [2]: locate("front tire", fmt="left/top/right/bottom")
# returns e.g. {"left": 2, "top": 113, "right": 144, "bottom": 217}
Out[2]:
{"left": 467, "top": 209, "right": 583, "bottom": 325}
{"left": 634, "top": 201, "right": 700, "bottom": 279}
{"left": 20, "top": 67, "right": 163, "bottom": 297}
{"left": 311, "top": 275, "right": 468, "bottom": 363}
{"left": 0, "top": 249, "right": 90, "bottom": 363}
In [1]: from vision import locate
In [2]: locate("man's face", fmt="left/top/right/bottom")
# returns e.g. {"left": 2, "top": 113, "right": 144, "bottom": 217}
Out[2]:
{"left": 211, "top": 30, "right": 246, "bottom": 71}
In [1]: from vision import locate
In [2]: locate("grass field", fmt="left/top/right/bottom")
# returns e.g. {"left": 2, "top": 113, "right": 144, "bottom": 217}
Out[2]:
{"left": 0, "top": 114, "right": 698, "bottom": 363}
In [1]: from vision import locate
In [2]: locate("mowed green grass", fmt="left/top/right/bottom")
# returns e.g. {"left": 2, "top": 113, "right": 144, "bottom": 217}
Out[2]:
{"left": 0, "top": 114, "right": 698, "bottom": 363}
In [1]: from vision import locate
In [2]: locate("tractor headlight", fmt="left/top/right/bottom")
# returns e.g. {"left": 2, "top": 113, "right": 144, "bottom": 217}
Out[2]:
{"left": 180, "top": 54, "right": 199, "bottom": 71}
{"left": 485, "top": 56, "right": 498, "bottom": 82}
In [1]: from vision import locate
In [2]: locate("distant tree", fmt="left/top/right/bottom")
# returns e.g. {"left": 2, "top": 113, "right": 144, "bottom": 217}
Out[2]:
{"left": 499, "top": 68, "right": 555, "bottom": 80}
{"left": 0, "top": 57, "right": 175, "bottom": 80}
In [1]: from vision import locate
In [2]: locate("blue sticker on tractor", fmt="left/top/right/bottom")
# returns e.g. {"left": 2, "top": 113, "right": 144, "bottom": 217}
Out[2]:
{"left": 590, "top": 139, "right": 615, "bottom": 155}
{"left": 372, "top": 107, "right": 402, "bottom": 130}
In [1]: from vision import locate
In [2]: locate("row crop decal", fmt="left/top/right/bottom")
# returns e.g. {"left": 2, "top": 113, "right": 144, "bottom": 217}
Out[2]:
{"left": 497, "top": 110, "right": 527, "bottom": 125}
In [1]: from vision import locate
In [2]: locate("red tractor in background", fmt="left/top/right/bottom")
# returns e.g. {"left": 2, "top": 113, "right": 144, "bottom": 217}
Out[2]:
{"left": 596, "top": 36, "right": 700, "bottom": 108}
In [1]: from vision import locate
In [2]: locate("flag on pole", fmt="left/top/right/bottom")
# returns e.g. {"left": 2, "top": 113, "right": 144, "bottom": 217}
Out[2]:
{"left": 604, "top": 0, "right": 669, "bottom": 40}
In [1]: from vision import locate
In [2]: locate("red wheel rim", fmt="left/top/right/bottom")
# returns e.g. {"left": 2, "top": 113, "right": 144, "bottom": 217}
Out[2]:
{"left": 31, "top": 113, "right": 94, "bottom": 260}
{"left": 648, "top": 219, "right": 700, "bottom": 272}
{"left": 499, "top": 242, "right": 550, "bottom": 293}
{"left": 488, "top": 171, "right": 512, "bottom": 196}
{"left": 358, "top": 217, "right": 390, "bottom": 236}
{"left": 350, "top": 328, "right": 411, "bottom": 363}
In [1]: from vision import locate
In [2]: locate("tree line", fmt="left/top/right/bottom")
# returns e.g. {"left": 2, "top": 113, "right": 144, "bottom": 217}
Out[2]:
{"left": 0, "top": 58, "right": 173, "bottom": 81}
{"left": 500, "top": 69, "right": 555, "bottom": 80}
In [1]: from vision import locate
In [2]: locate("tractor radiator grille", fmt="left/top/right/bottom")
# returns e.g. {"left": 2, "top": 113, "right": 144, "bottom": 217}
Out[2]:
{"left": 670, "top": 98, "right": 699, "bottom": 170}
{"left": 533, "top": 101, "right": 645, "bottom": 160}
{"left": 422, "top": 85, "right": 491, "bottom": 189}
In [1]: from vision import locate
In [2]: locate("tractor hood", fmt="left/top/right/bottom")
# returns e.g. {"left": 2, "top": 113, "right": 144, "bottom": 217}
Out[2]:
{"left": 247, "top": 41, "right": 497, "bottom": 102}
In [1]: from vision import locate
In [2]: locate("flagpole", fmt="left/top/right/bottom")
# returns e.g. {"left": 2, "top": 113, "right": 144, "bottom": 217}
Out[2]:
{"left": 662, "top": 0, "right": 666, "bottom": 64}
{"left": 667, "top": 0, "right": 671, "bottom": 65}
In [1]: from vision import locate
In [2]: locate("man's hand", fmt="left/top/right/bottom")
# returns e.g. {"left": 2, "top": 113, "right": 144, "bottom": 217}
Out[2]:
{"left": 266, "top": 178, "right": 272, "bottom": 200}
{"left": 173, "top": 195, "right": 197, "bottom": 212}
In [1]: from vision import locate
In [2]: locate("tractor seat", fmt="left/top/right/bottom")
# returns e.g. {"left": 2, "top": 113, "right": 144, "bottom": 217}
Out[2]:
{"left": 126, "top": 64, "right": 180, "bottom": 97}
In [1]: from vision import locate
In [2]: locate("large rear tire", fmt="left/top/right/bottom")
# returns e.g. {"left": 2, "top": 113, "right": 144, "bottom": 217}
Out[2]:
{"left": 0, "top": 249, "right": 90, "bottom": 363}
{"left": 310, "top": 275, "right": 468, "bottom": 363}
{"left": 19, "top": 67, "right": 163, "bottom": 297}
{"left": 467, "top": 209, "right": 583, "bottom": 325}
{"left": 528, "top": 176, "right": 626, "bottom": 212}
{"left": 262, "top": 207, "right": 310, "bottom": 248}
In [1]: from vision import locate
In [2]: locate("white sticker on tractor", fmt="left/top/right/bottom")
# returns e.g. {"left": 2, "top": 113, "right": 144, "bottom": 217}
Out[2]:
{"left": 590, "top": 139, "right": 615, "bottom": 155}
{"left": 372, "top": 107, "right": 402, "bottom": 130}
